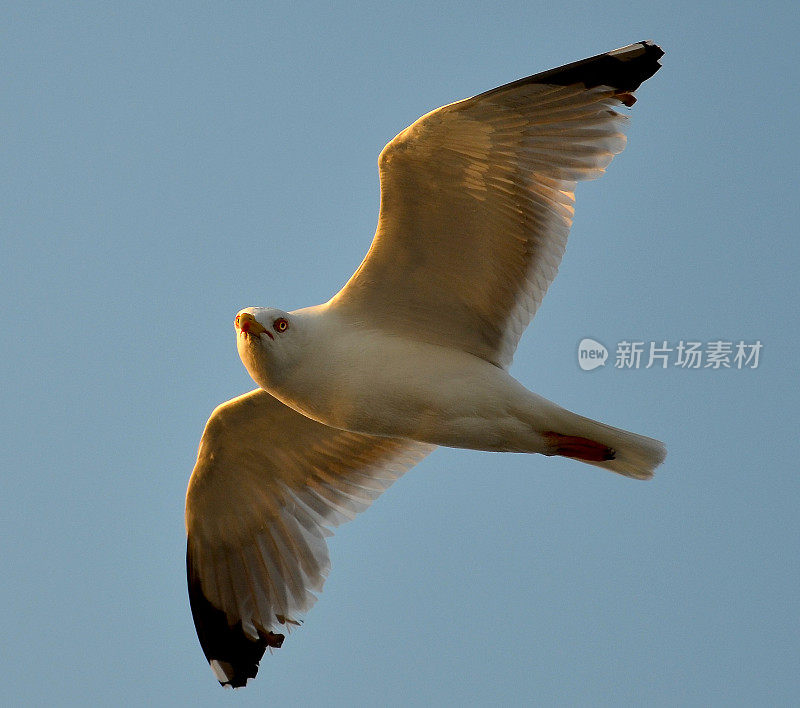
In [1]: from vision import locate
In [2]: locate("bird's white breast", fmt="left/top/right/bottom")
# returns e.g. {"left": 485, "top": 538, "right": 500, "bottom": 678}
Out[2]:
{"left": 260, "top": 310, "right": 540, "bottom": 451}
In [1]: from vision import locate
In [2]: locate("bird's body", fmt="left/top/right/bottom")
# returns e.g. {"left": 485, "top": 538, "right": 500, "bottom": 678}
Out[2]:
{"left": 239, "top": 305, "right": 537, "bottom": 450}
{"left": 239, "top": 305, "right": 661, "bottom": 468}
{"left": 185, "top": 40, "right": 667, "bottom": 688}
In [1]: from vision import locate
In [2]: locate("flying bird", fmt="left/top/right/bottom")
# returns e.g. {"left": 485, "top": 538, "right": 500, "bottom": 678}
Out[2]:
{"left": 186, "top": 40, "right": 666, "bottom": 687}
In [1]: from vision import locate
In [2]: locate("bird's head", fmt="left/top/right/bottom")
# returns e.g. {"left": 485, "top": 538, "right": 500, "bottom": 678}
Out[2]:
{"left": 235, "top": 307, "right": 300, "bottom": 388}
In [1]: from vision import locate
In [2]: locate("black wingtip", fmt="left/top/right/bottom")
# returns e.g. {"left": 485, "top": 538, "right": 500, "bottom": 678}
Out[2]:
{"left": 476, "top": 41, "right": 663, "bottom": 104}
{"left": 530, "top": 40, "right": 664, "bottom": 93}
{"left": 187, "top": 543, "right": 284, "bottom": 688}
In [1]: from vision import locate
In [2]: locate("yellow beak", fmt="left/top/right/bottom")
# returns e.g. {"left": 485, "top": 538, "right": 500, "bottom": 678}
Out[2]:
{"left": 236, "top": 312, "right": 267, "bottom": 337}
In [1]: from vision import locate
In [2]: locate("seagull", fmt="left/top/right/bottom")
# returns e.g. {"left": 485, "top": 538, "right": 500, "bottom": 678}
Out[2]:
{"left": 186, "top": 40, "right": 666, "bottom": 688}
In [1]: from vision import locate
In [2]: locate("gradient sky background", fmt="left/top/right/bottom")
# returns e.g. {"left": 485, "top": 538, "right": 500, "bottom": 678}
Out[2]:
{"left": 3, "top": 2, "right": 798, "bottom": 706}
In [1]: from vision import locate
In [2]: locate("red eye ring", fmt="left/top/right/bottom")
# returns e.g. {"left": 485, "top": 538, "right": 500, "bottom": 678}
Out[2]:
{"left": 273, "top": 318, "right": 289, "bottom": 333}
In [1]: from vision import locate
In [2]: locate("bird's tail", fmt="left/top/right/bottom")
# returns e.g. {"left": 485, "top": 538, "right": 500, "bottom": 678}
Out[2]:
{"left": 540, "top": 403, "right": 666, "bottom": 480}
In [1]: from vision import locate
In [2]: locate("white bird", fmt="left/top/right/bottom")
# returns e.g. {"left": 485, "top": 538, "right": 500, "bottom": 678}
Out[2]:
{"left": 186, "top": 40, "right": 666, "bottom": 687}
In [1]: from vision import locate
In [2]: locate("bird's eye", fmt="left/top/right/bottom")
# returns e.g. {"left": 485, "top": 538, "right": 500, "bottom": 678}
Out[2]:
{"left": 234, "top": 315, "right": 240, "bottom": 327}
{"left": 273, "top": 318, "right": 289, "bottom": 333}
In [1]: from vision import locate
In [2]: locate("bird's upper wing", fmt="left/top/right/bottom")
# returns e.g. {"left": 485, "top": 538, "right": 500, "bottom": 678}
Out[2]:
{"left": 185, "top": 389, "right": 434, "bottom": 687}
{"left": 329, "top": 41, "right": 663, "bottom": 369}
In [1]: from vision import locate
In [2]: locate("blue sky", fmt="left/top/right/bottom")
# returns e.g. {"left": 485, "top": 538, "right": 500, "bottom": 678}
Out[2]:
{"left": 3, "top": 2, "right": 798, "bottom": 705}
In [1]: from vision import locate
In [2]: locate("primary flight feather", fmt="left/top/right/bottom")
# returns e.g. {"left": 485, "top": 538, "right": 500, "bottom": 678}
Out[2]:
{"left": 186, "top": 40, "right": 666, "bottom": 688}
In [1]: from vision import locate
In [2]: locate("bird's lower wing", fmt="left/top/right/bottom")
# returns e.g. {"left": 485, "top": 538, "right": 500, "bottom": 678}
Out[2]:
{"left": 185, "top": 389, "right": 434, "bottom": 687}
{"left": 330, "top": 41, "right": 663, "bottom": 369}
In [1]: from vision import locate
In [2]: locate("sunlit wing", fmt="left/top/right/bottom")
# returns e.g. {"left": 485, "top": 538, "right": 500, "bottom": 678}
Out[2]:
{"left": 185, "top": 389, "right": 434, "bottom": 687}
{"left": 330, "top": 41, "right": 663, "bottom": 368}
